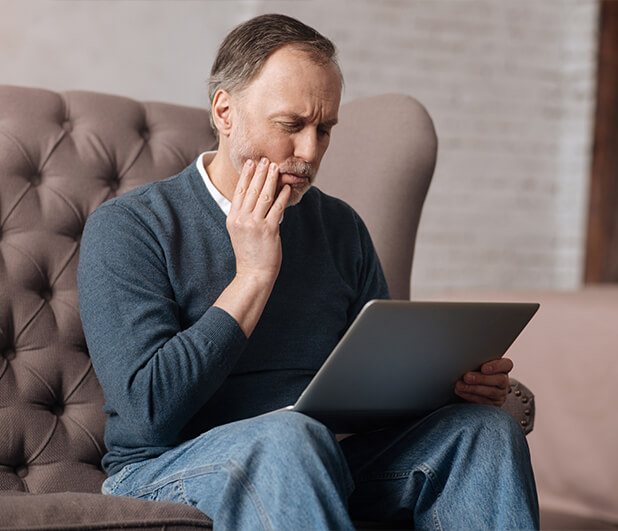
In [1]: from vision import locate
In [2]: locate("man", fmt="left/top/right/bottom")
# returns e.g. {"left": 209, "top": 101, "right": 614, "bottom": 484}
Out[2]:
{"left": 78, "top": 13, "right": 539, "bottom": 530}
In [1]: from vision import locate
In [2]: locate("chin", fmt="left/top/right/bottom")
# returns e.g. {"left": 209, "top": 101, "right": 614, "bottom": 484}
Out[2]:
{"left": 285, "top": 184, "right": 312, "bottom": 207}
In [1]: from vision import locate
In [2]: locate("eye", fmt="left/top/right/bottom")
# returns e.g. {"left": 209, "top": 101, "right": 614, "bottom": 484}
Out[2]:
{"left": 318, "top": 127, "right": 331, "bottom": 138}
{"left": 279, "top": 121, "right": 303, "bottom": 132}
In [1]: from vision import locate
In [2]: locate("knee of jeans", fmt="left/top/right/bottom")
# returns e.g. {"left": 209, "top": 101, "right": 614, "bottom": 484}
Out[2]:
{"left": 266, "top": 410, "right": 336, "bottom": 441}
{"left": 443, "top": 403, "right": 524, "bottom": 443}
{"left": 260, "top": 411, "right": 342, "bottom": 460}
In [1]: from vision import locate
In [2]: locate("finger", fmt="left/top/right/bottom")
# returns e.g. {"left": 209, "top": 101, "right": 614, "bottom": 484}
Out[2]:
{"left": 230, "top": 159, "right": 256, "bottom": 215}
{"left": 481, "top": 357, "right": 513, "bottom": 376}
{"left": 266, "top": 184, "right": 291, "bottom": 225}
{"left": 253, "top": 162, "right": 279, "bottom": 218}
{"left": 455, "top": 388, "right": 504, "bottom": 407}
{"left": 463, "top": 371, "right": 510, "bottom": 390}
{"left": 455, "top": 380, "right": 508, "bottom": 403}
{"left": 242, "top": 157, "right": 270, "bottom": 213}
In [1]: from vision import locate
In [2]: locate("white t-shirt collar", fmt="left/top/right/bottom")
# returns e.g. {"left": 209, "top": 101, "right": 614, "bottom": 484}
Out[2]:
{"left": 196, "top": 151, "right": 232, "bottom": 216}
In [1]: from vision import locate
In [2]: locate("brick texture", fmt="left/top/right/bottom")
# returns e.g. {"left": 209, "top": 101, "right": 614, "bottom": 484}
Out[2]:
{"left": 255, "top": 0, "right": 600, "bottom": 297}
{"left": 2, "top": 0, "right": 600, "bottom": 298}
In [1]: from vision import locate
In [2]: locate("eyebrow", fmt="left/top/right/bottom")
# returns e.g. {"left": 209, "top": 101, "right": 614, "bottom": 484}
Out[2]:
{"left": 271, "top": 112, "right": 339, "bottom": 128}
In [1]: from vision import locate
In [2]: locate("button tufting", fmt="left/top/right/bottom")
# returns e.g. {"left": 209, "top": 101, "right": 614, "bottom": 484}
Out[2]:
{"left": 141, "top": 127, "right": 151, "bottom": 142}
{"left": 108, "top": 177, "right": 120, "bottom": 192}
{"left": 52, "top": 404, "right": 65, "bottom": 416}
{"left": 62, "top": 120, "right": 73, "bottom": 132}
{"left": 30, "top": 173, "right": 42, "bottom": 187}
{"left": 40, "top": 288, "right": 53, "bottom": 302}
{"left": 2, "top": 349, "right": 16, "bottom": 361}
{"left": 15, "top": 465, "right": 28, "bottom": 479}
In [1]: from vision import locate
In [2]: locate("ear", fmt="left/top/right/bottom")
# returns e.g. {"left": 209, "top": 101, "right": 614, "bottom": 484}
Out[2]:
{"left": 211, "top": 89, "right": 233, "bottom": 138}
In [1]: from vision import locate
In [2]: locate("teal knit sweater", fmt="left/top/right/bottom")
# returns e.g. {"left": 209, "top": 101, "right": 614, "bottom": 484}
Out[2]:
{"left": 78, "top": 161, "right": 389, "bottom": 475}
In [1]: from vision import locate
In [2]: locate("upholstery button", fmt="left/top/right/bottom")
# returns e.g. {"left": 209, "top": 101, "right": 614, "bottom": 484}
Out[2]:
{"left": 108, "top": 177, "right": 120, "bottom": 192}
{"left": 52, "top": 404, "right": 65, "bottom": 416}
{"left": 40, "top": 288, "right": 53, "bottom": 302}
{"left": 62, "top": 120, "right": 73, "bottom": 132}
{"left": 15, "top": 465, "right": 28, "bottom": 478}
{"left": 30, "top": 174, "right": 42, "bottom": 187}
{"left": 3, "top": 349, "right": 16, "bottom": 361}
{"left": 141, "top": 127, "right": 151, "bottom": 142}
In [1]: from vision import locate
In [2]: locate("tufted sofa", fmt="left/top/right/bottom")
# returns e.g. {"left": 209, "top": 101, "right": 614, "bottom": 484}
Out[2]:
{"left": 0, "top": 85, "right": 533, "bottom": 529}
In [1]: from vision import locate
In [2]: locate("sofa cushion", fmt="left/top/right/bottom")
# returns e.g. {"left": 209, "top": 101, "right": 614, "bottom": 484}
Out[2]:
{"left": 0, "top": 85, "right": 215, "bottom": 495}
{"left": 0, "top": 491, "right": 212, "bottom": 530}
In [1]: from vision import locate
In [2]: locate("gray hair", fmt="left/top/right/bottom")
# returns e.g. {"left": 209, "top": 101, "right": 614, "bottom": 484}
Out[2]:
{"left": 208, "top": 14, "right": 343, "bottom": 132}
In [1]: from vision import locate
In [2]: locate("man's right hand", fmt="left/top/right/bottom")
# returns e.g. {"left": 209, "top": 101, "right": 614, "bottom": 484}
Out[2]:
{"left": 213, "top": 157, "right": 291, "bottom": 338}
{"left": 227, "top": 157, "right": 291, "bottom": 284}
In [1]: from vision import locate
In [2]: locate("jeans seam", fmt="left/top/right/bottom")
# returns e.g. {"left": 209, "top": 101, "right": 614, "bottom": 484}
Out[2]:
{"left": 102, "top": 462, "right": 145, "bottom": 495}
{"left": 224, "top": 459, "right": 274, "bottom": 531}
{"left": 432, "top": 505, "right": 443, "bottom": 531}
{"left": 417, "top": 463, "right": 444, "bottom": 531}
{"left": 357, "top": 470, "right": 411, "bottom": 482}
{"left": 128, "top": 463, "right": 222, "bottom": 501}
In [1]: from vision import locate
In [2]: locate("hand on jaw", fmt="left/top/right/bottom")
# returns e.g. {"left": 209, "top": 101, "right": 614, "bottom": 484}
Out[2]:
{"left": 213, "top": 157, "right": 291, "bottom": 338}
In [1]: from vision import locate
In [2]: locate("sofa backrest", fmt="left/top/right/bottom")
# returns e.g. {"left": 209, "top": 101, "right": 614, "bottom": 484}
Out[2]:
{"left": 0, "top": 86, "right": 436, "bottom": 493}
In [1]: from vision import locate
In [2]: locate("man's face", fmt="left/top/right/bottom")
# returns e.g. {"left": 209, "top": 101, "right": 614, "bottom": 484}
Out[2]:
{"left": 227, "top": 45, "right": 342, "bottom": 206}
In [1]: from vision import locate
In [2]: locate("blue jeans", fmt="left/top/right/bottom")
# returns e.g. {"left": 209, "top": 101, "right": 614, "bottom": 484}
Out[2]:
{"left": 102, "top": 404, "right": 539, "bottom": 530}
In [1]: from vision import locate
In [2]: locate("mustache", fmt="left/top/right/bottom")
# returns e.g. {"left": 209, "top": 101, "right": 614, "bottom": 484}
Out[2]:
{"left": 278, "top": 160, "right": 315, "bottom": 179}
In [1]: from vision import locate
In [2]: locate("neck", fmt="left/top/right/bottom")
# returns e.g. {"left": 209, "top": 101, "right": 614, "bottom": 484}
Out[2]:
{"left": 205, "top": 149, "right": 239, "bottom": 201}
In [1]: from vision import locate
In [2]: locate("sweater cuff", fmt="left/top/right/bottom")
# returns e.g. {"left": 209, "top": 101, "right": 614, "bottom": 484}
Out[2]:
{"left": 194, "top": 306, "right": 247, "bottom": 367}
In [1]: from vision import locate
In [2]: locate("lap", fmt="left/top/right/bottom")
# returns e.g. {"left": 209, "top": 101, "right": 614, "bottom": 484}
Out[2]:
{"left": 103, "top": 409, "right": 346, "bottom": 499}
{"left": 103, "top": 403, "right": 528, "bottom": 527}
{"left": 341, "top": 403, "right": 530, "bottom": 523}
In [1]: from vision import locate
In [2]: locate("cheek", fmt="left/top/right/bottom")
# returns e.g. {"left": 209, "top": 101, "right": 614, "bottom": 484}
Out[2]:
{"left": 263, "top": 132, "right": 296, "bottom": 161}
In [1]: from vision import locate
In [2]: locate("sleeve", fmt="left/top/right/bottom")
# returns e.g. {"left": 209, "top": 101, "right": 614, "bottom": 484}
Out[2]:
{"left": 77, "top": 202, "right": 247, "bottom": 446}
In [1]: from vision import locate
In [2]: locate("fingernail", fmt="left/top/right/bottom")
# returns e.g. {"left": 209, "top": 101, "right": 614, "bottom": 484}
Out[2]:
{"left": 245, "top": 159, "right": 253, "bottom": 168}
{"left": 260, "top": 157, "right": 268, "bottom": 166}
{"left": 269, "top": 162, "right": 277, "bottom": 173}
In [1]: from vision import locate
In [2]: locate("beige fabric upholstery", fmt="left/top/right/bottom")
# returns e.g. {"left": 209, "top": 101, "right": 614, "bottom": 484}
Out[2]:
{"left": 0, "top": 86, "right": 217, "bottom": 496}
{"left": 0, "top": 85, "right": 436, "bottom": 528}
{"left": 318, "top": 93, "right": 436, "bottom": 299}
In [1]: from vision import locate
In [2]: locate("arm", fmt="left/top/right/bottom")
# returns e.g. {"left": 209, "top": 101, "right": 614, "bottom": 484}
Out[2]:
{"left": 214, "top": 158, "right": 290, "bottom": 337}
{"left": 78, "top": 158, "right": 288, "bottom": 446}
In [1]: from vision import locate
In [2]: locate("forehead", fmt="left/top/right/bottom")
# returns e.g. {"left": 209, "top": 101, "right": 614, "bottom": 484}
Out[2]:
{"left": 240, "top": 45, "right": 342, "bottom": 120}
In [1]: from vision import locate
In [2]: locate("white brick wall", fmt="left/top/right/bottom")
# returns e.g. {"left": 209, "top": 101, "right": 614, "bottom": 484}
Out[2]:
{"left": 254, "top": 0, "right": 600, "bottom": 298}
{"left": 2, "top": 0, "right": 599, "bottom": 298}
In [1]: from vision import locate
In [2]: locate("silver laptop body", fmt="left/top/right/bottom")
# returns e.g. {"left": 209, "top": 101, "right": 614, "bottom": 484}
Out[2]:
{"left": 290, "top": 300, "right": 539, "bottom": 433}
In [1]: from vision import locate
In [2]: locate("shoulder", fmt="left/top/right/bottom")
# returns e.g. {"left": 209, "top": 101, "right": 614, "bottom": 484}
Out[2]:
{"left": 85, "top": 162, "right": 199, "bottom": 231}
{"left": 104, "top": 163, "right": 197, "bottom": 212}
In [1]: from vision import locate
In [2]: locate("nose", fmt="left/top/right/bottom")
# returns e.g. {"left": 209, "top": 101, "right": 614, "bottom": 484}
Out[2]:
{"left": 293, "top": 128, "right": 320, "bottom": 164}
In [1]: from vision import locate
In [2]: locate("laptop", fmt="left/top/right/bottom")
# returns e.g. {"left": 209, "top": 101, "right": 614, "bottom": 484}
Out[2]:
{"left": 287, "top": 299, "right": 539, "bottom": 433}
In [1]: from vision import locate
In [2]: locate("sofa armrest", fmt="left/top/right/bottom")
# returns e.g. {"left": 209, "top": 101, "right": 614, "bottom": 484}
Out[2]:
{"left": 502, "top": 378, "right": 535, "bottom": 435}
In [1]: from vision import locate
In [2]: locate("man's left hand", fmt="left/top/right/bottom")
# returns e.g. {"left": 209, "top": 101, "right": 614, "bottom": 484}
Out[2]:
{"left": 454, "top": 357, "right": 513, "bottom": 407}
